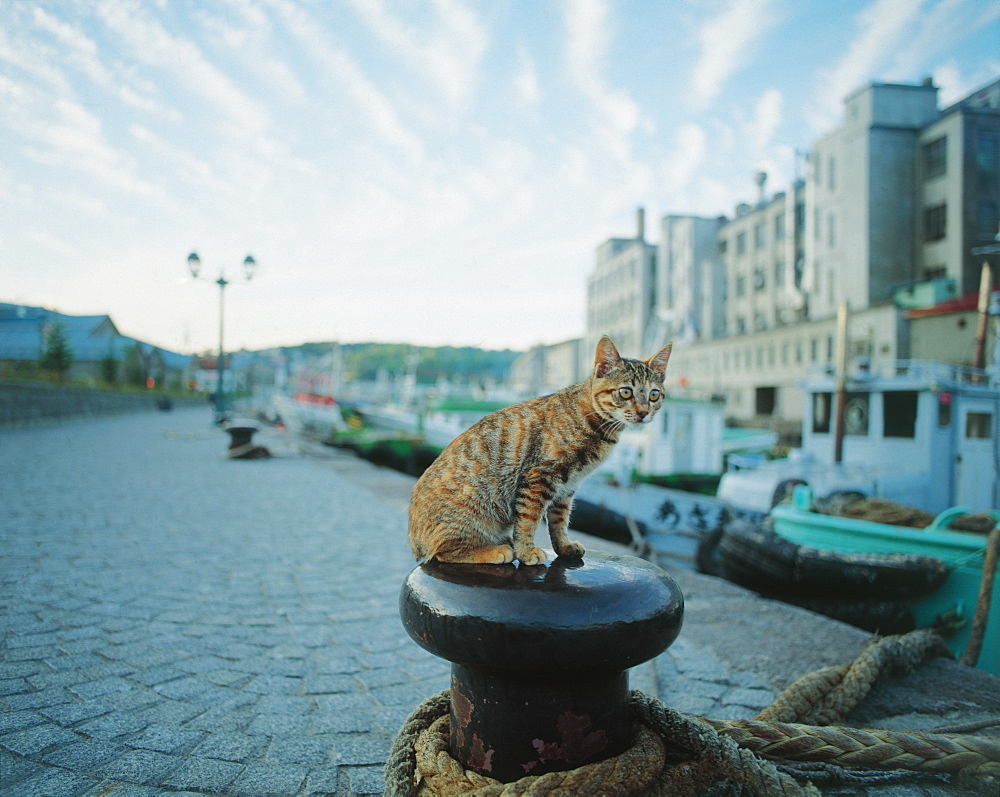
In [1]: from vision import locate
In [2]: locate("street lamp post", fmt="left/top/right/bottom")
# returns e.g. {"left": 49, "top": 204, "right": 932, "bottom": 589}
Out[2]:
{"left": 187, "top": 252, "right": 257, "bottom": 423}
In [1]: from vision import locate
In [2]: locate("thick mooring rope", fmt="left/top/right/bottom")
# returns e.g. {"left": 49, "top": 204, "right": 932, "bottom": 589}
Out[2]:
{"left": 385, "top": 629, "right": 1000, "bottom": 796}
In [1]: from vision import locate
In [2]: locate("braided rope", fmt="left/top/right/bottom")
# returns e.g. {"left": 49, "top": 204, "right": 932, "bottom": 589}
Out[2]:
{"left": 385, "top": 630, "right": 998, "bottom": 796}
{"left": 756, "top": 628, "right": 949, "bottom": 726}
{"left": 703, "top": 718, "right": 1000, "bottom": 774}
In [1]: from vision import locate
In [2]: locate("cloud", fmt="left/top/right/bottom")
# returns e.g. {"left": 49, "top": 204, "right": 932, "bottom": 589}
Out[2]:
{"left": 886, "top": 0, "right": 1000, "bottom": 81}
{"left": 662, "top": 123, "right": 708, "bottom": 196}
{"left": 934, "top": 58, "right": 1000, "bottom": 106}
{"left": 808, "top": 0, "right": 924, "bottom": 131}
{"left": 346, "top": 0, "right": 487, "bottom": 110}
{"left": 96, "top": 0, "right": 272, "bottom": 137}
{"left": 563, "top": 0, "right": 642, "bottom": 162}
{"left": 268, "top": 0, "right": 426, "bottom": 163}
{"left": 749, "top": 88, "right": 783, "bottom": 153}
{"left": 691, "top": 0, "right": 777, "bottom": 109}
{"left": 515, "top": 48, "right": 542, "bottom": 107}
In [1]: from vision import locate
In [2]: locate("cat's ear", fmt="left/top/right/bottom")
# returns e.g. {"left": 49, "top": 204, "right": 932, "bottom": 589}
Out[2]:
{"left": 645, "top": 343, "right": 672, "bottom": 379}
{"left": 594, "top": 335, "right": 623, "bottom": 377}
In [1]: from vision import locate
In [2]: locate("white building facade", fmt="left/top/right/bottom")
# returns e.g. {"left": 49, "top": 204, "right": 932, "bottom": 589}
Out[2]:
{"left": 581, "top": 77, "right": 999, "bottom": 426}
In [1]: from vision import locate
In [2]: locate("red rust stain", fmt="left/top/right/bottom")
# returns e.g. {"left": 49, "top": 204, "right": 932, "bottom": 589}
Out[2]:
{"left": 451, "top": 681, "right": 473, "bottom": 749}
{"left": 470, "top": 733, "right": 495, "bottom": 773}
{"left": 523, "top": 711, "right": 608, "bottom": 771}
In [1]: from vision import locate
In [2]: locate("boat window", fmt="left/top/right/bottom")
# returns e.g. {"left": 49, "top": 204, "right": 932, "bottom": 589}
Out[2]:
{"left": 938, "top": 393, "right": 952, "bottom": 427}
{"left": 813, "top": 392, "right": 832, "bottom": 434}
{"left": 883, "top": 391, "right": 918, "bottom": 438}
{"left": 845, "top": 393, "right": 869, "bottom": 436}
{"left": 966, "top": 412, "right": 993, "bottom": 439}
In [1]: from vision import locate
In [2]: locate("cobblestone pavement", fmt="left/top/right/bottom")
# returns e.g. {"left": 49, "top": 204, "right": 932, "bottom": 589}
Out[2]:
{"left": 2, "top": 410, "right": 995, "bottom": 796}
{"left": 2, "top": 410, "right": 449, "bottom": 796}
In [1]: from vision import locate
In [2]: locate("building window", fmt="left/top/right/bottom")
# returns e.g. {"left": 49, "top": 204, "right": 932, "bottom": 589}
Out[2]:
{"left": 753, "top": 269, "right": 766, "bottom": 291}
{"left": 828, "top": 156, "right": 836, "bottom": 191}
{"left": 774, "top": 213, "right": 786, "bottom": 241}
{"left": 754, "top": 221, "right": 767, "bottom": 248}
{"left": 844, "top": 393, "right": 869, "bottom": 436}
{"left": 813, "top": 392, "right": 831, "bottom": 433}
{"left": 736, "top": 232, "right": 747, "bottom": 256}
{"left": 977, "top": 133, "right": 999, "bottom": 174}
{"left": 884, "top": 391, "right": 918, "bottom": 438}
{"left": 828, "top": 213, "right": 836, "bottom": 247}
{"left": 966, "top": 412, "right": 993, "bottom": 439}
{"left": 923, "top": 136, "right": 946, "bottom": 178}
{"left": 977, "top": 202, "right": 999, "bottom": 241}
{"left": 736, "top": 275, "right": 746, "bottom": 297}
{"left": 924, "top": 204, "right": 947, "bottom": 242}
{"left": 775, "top": 259, "right": 785, "bottom": 286}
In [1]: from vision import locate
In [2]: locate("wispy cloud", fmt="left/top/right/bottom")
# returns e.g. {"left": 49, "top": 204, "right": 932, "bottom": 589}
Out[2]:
{"left": 691, "top": 0, "right": 777, "bottom": 110}
{"left": 563, "top": 0, "right": 642, "bottom": 162}
{"left": 515, "top": 47, "right": 542, "bottom": 107}
{"left": 346, "top": 0, "right": 487, "bottom": 110}
{"left": 97, "top": 0, "right": 271, "bottom": 137}
{"left": 808, "top": 0, "right": 924, "bottom": 131}
{"left": 268, "top": 0, "right": 426, "bottom": 163}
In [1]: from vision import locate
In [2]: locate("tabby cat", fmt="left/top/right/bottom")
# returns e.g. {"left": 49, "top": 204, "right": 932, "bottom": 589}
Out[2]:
{"left": 407, "top": 335, "right": 672, "bottom": 564}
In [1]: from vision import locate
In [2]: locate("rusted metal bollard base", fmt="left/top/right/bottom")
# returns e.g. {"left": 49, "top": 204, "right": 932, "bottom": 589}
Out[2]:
{"left": 400, "top": 551, "right": 684, "bottom": 782}
{"left": 450, "top": 664, "right": 630, "bottom": 780}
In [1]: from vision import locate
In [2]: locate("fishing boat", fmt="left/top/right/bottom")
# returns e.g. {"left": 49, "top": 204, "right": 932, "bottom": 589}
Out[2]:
{"left": 737, "top": 484, "right": 999, "bottom": 675}
{"left": 271, "top": 392, "right": 347, "bottom": 438}
{"left": 716, "top": 359, "right": 1000, "bottom": 517}
{"left": 707, "top": 292, "right": 1000, "bottom": 673}
{"left": 572, "top": 396, "right": 776, "bottom": 564}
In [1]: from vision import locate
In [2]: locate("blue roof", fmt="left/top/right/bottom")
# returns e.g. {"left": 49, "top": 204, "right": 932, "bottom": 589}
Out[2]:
{"left": 0, "top": 303, "right": 191, "bottom": 369}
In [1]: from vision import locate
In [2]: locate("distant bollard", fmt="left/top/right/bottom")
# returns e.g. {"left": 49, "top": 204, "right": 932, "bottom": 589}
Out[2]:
{"left": 400, "top": 551, "right": 684, "bottom": 782}
{"left": 224, "top": 420, "right": 270, "bottom": 459}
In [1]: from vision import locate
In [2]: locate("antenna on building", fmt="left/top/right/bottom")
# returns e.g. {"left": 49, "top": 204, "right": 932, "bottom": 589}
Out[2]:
{"left": 755, "top": 171, "right": 767, "bottom": 205}
{"left": 636, "top": 207, "right": 645, "bottom": 241}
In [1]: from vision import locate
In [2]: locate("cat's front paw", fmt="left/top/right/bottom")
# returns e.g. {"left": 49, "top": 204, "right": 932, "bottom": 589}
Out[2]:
{"left": 516, "top": 546, "right": 546, "bottom": 566}
{"left": 556, "top": 541, "right": 585, "bottom": 559}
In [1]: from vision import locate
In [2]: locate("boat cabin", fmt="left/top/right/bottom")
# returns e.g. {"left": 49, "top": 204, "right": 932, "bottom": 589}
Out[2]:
{"left": 800, "top": 360, "right": 999, "bottom": 513}
{"left": 718, "top": 360, "right": 999, "bottom": 515}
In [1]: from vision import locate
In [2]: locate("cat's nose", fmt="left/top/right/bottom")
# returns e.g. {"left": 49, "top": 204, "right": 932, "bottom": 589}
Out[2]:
{"left": 636, "top": 409, "right": 648, "bottom": 421}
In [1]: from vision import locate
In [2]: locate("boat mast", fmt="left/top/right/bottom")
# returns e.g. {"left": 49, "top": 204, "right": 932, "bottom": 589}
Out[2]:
{"left": 973, "top": 262, "right": 993, "bottom": 371}
{"left": 833, "top": 301, "right": 848, "bottom": 464}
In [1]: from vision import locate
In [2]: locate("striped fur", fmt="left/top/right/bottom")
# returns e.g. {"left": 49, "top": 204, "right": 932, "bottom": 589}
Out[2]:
{"left": 407, "top": 336, "right": 672, "bottom": 564}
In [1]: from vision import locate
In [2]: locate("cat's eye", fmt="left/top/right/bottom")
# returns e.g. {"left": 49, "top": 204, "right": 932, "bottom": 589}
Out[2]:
{"left": 618, "top": 387, "right": 633, "bottom": 400}
{"left": 649, "top": 389, "right": 661, "bottom": 401}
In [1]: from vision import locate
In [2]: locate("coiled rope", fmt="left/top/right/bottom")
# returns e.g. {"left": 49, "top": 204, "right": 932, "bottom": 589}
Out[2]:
{"left": 385, "top": 628, "right": 1000, "bottom": 796}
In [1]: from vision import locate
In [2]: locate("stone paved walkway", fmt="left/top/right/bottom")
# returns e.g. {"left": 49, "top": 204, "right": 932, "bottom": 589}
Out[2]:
{"left": 2, "top": 409, "right": 450, "bottom": 796}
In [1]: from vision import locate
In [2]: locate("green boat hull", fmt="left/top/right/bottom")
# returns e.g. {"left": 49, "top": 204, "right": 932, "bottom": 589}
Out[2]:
{"left": 771, "top": 486, "right": 999, "bottom": 675}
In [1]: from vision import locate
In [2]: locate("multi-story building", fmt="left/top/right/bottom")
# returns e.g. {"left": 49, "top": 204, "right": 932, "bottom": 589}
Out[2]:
{"left": 917, "top": 80, "right": 1000, "bottom": 295}
{"left": 806, "top": 79, "right": 941, "bottom": 321}
{"left": 582, "top": 77, "right": 999, "bottom": 426}
{"left": 657, "top": 214, "right": 726, "bottom": 344}
{"left": 718, "top": 178, "right": 807, "bottom": 338}
{"left": 584, "top": 208, "right": 657, "bottom": 363}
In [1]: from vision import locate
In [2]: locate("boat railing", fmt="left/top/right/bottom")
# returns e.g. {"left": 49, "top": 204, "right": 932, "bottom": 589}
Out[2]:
{"left": 805, "top": 359, "right": 999, "bottom": 388}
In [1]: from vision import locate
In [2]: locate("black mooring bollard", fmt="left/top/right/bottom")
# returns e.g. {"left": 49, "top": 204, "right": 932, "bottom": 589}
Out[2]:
{"left": 400, "top": 550, "right": 684, "bottom": 782}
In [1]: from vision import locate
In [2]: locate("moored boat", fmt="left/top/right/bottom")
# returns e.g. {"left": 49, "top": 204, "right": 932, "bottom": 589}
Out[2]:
{"left": 715, "top": 484, "right": 999, "bottom": 675}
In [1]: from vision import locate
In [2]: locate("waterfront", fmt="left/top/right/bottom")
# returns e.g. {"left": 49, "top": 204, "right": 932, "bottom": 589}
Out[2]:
{"left": 1, "top": 409, "right": 998, "bottom": 795}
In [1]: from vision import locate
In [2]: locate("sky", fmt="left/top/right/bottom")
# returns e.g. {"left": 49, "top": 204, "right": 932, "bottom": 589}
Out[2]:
{"left": 1, "top": 0, "right": 998, "bottom": 356}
